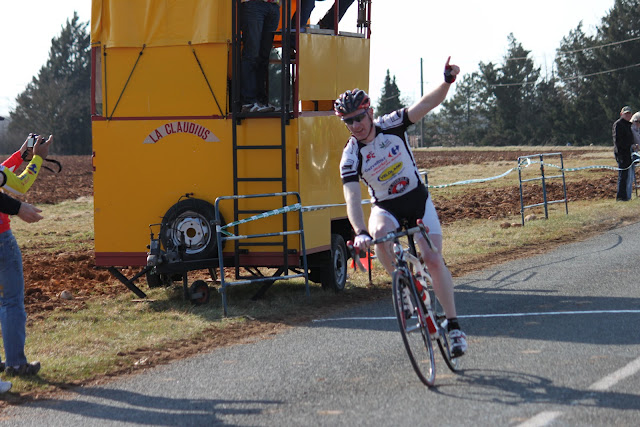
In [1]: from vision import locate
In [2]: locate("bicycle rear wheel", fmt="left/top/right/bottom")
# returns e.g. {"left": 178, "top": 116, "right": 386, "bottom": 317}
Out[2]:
{"left": 392, "top": 269, "right": 436, "bottom": 386}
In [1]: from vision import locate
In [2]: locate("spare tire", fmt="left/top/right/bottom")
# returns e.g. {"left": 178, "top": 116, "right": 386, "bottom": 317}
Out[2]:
{"left": 160, "top": 198, "right": 225, "bottom": 261}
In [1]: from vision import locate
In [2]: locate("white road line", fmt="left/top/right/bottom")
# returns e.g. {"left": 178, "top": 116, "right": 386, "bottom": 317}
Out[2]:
{"left": 516, "top": 411, "right": 563, "bottom": 427}
{"left": 311, "top": 309, "right": 640, "bottom": 323}
{"left": 588, "top": 356, "right": 640, "bottom": 391}
{"left": 518, "top": 357, "right": 640, "bottom": 426}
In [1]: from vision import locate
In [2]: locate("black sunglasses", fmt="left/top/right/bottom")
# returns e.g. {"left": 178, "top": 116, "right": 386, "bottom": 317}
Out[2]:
{"left": 342, "top": 109, "right": 368, "bottom": 125}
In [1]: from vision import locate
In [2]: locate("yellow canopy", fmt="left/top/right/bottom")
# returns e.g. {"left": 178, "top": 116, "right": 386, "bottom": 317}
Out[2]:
{"left": 91, "top": 0, "right": 231, "bottom": 47}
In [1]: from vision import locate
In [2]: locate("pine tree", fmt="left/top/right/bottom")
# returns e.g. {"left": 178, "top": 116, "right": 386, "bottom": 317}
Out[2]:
{"left": 8, "top": 12, "right": 91, "bottom": 154}
{"left": 376, "top": 70, "right": 405, "bottom": 115}
{"left": 479, "top": 34, "right": 541, "bottom": 146}
{"left": 439, "top": 72, "right": 491, "bottom": 146}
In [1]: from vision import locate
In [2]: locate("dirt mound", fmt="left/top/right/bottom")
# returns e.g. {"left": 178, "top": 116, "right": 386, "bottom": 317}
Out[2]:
{"left": 413, "top": 149, "right": 598, "bottom": 168}
{"left": 437, "top": 176, "right": 616, "bottom": 224}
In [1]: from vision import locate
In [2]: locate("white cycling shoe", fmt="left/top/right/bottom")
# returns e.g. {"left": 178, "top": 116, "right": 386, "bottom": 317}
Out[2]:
{"left": 448, "top": 329, "right": 468, "bottom": 358}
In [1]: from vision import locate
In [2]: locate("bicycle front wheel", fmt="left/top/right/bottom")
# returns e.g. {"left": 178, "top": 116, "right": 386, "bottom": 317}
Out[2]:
{"left": 430, "top": 291, "right": 461, "bottom": 373}
{"left": 392, "top": 269, "right": 436, "bottom": 386}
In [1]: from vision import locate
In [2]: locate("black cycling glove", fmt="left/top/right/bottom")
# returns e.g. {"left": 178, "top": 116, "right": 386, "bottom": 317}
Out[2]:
{"left": 444, "top": 65, "right": 456, "bottom": 84}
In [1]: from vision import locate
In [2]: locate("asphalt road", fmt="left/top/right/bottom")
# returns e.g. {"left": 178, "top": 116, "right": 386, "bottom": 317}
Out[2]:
{"left": 3, "top": 222, "right": 640, "bottom": 426}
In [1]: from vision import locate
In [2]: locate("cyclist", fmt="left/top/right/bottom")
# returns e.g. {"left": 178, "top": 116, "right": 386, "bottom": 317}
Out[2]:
{"left": 336, "top": 57, "right": 467, "bottom": 357}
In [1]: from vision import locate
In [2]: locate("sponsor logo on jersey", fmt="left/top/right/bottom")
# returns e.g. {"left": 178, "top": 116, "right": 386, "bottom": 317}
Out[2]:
{"left": 363, "top": 157, "right": 386, "bottom": 173}
{"left": 347, "top": 140, "right": 358, "bottom": 154}
{"left": 378, "top": 162, "right": 403, "bottom": 182}
{"left": 388, "top": 176, "right": 410, "bottom": 195}
{"left": 365, "top": 151, "right": 376, "bottom": 163}
{"left": 378, "top": 138, "right": 392, "bottom": 149}
{"left": 341, "top": 159, "right": 354, "bottom": 173}
{"left": 388, "top": 111, "right": 402, "bottom": 123}
{"left": 388, "top": 145, "right": 401, "bottom": 158}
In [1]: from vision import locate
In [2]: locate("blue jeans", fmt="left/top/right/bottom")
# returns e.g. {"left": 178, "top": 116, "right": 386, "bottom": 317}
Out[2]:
{"left": 0, "top": 230, "right": 27, "bottom": 366}
{"left": 627, "top": 165, "right": 636, "bottom": 198}
{"left": 241, "top": 1, "right": 280, "bottom": 105}
{"left": 291, "top": 0, "right": 317, "bottom": 28}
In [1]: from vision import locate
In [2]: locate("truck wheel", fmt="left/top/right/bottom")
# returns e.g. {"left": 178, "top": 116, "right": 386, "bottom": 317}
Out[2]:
{"left": 190, "top": 280, "right": 210, "bottom": 305}
{"left": 321, "top": 234, "right": 348, "bottom": 292}
{"left": 160, "top": 198, "right": 224, "bottom": 261}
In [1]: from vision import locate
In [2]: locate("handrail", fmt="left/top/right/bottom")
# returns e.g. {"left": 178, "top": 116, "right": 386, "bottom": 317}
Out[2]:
{"left": 214, "top": 192, "right": 309, "bottom": 316}
{"left": 517, "top": 153, "right": 569, "bottom": 225}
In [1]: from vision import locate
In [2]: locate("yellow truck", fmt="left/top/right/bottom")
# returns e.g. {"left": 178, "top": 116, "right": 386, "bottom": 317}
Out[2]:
{"left": 91, "top": 0, "right": 372, "bottom": 307}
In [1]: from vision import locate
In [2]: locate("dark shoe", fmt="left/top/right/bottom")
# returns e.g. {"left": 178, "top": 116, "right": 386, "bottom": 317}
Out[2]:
{"left": 0, "top": 362, "right": 4, "bottom": 372}
{"left": 5, "top": 361, "right": 41, "bottom": 377}
{"left": 241, "top": 103, "right": 258, "bottom": 113}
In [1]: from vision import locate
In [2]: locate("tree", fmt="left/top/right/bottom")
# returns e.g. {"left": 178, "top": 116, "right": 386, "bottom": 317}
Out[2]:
{"left": 376, "top": 70, "right": 405, "bottom": 115}
{"left": 555, "top": 0, "right": 640, "bottom": 144}
{"left": 481, "top": 34, "right": 541, "bottom": 146}
{"left": 439, "top": 71, "right": 491, "bottom": 146}
{"left": 7, "top": 12, "right": 91, "bottom": 154}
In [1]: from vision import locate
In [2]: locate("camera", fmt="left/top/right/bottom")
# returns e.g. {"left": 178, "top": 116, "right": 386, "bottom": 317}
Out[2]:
{"left": 27, "top": 134, "right": 39, "bottom": 148}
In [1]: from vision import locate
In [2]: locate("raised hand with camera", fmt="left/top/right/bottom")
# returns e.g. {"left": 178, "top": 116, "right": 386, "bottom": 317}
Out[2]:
{"left": 20, "top": 133, "right": 52, "bottom": 161}
{"left": 1, "top": 134, "right": 54, "bottom": 195}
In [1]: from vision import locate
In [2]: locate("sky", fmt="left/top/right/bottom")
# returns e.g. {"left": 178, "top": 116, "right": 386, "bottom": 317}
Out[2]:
{"left": 0, "top": 0, "right": 616, "bottom": 118}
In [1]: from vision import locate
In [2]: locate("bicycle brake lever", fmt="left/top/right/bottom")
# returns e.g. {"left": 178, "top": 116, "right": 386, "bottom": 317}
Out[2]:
{"left": 346, "top": 241, "right": 368, "bottom": 272}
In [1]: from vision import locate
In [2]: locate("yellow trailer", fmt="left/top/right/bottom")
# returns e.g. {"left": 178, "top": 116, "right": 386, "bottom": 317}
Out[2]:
{"left": 91, "top": 0, "right": 371, "bottom": 303}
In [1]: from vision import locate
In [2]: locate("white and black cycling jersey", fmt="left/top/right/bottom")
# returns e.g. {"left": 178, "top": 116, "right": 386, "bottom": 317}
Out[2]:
{"left": 339, "top": 108, "right": 424, "bottom": 203}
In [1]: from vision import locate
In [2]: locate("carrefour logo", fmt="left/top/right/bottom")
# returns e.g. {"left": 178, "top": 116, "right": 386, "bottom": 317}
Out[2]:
{"left": 378, "top": 162, "right": 403, "bottom": 182}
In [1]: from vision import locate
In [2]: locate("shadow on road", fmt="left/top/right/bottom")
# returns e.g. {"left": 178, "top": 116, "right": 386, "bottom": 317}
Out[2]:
{"left": 432, "top": 368, "right": 640, "bottom": 411}
{"left": 24, "top": 387, "right": 281, "bottom": 426}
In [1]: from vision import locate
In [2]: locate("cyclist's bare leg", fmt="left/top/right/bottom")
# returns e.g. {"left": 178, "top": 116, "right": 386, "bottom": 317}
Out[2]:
{"left": 368, "top": 214, "right": 397, "bottom": 275}
{"left": 415, "top": 233, "right": 457, "bottom": 319}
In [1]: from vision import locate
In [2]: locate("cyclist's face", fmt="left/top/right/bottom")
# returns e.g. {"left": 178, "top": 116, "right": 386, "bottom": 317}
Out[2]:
{"left": 343, "top": 108, "right": 373, "bottom": 141}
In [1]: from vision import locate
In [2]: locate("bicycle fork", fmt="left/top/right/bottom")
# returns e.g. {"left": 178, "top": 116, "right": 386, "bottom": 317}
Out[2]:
{"left": 405, "top": 253, "right": 439, "bottom": 338}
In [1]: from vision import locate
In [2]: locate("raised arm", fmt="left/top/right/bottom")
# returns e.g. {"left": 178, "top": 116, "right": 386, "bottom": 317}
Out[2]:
{"left": 407, "top": 56, "right": 460, "bottom": 123}
{"left": 0, "top": 135, "right": 52, "bottom": 195}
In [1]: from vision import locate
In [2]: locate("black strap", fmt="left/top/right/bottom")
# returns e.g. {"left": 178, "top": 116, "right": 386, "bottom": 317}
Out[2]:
{"left": 42, "top": 158, "right": 62, "bottom": 174}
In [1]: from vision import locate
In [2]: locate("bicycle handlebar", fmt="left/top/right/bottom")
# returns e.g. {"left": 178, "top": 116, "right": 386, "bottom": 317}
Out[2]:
{"left": 346, "top": 220, "right": 437, "bottom": 273}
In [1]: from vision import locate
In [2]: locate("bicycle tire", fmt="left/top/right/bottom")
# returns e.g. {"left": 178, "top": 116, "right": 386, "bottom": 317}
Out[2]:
{"left": 429, "top": 289, "right": 461, "bottom": 372}
{"left": 392, "top": 269, "right": 436, "bottom": 386}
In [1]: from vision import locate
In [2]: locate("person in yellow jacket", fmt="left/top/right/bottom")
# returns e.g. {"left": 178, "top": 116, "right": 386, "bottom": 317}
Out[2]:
{"left": 0, "top": 134, "right": 52, "bottom": 393}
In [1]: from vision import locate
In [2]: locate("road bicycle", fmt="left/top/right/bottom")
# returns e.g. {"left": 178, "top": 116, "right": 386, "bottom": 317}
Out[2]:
{"left": 349, "top": 220, "right": 460, "bottom": 386}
